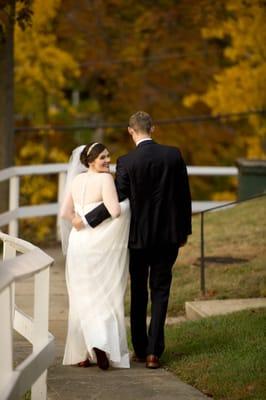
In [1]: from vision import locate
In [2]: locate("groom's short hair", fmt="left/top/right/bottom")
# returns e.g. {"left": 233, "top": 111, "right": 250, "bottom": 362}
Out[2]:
{"left": 129, "top": 111, "right": 153, "bottom": 133}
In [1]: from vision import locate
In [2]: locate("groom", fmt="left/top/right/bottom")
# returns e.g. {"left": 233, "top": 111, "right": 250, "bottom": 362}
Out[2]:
{"left": 74, "top": 111, "right": 191, "bottom": 368}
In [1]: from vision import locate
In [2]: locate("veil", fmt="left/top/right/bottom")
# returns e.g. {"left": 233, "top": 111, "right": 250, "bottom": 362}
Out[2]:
{"left": 59, "top": 145, "right": 87, "bottom": 255}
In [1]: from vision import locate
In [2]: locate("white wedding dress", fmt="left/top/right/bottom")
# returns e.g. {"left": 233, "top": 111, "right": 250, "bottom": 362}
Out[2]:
{"left": 62, "top": 173, "right": 130, "bottom": 368}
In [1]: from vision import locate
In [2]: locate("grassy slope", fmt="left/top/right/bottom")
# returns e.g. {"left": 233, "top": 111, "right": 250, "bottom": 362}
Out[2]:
{"left": 162, "top": 308, "right": 266, "bottom": 400}
{"left": 168, "top": 196, "right": 266, "bottom": 315}
{"left": 162, "top": 198, "right": 266, "bottom": 399}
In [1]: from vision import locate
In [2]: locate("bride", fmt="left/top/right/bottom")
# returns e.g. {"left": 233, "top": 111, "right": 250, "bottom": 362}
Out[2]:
{"left": 60, "top": 142, "right": 130, "bottom": 370}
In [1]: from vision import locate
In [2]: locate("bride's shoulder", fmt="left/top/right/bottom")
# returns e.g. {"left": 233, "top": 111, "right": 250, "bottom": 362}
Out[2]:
{"left": 100, "top": 172, "right": 114, "bottom": 180}
{"left": 100, "top": 172, "right": 115, "bottom": 184}
{"left": 72, "top": 172, "right": 87, "bottom": 185}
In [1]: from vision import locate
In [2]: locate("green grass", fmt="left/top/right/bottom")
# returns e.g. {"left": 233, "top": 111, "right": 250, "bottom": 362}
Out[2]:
{"left": 162, "top": 308, "right": 266, "bottom": 400}
{"left": 124, "top": 196, "right": 266, "bottom": 316}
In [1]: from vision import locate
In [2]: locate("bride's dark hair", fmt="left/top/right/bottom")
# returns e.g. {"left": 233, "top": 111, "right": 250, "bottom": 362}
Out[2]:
{"left": 80, "top": 142, "right": 107, "bottom": 167}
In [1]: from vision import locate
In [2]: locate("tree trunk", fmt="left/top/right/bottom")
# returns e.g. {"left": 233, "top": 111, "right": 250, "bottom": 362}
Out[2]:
{"left": 0, "top": 0, "right": 15, "bottom": 213}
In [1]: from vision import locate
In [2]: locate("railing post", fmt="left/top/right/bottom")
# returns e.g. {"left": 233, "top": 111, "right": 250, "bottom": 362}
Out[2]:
{"left": 200, "top": 212, "right": 206, "bottom": 296}
{"left": 0, "top": 286, "right": 13, "bottom": 394}
{"left": 3, "top": 241, "right": 16, "bottom": 320}
{"left": 9, "top": 175, "right": 19, "bottom": 237}
{"left": 31, "top": 267, "right": 50, "bottom": 400}
{"left": 56, "top": 171, "right": 66, "bottom": 241}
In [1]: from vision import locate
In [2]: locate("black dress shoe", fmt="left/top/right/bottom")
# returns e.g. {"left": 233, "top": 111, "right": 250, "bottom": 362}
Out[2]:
{"left": 146, "top": 354, "right": 160, "bottom": 369}
{"left": 93, "top": 347, "right": 109, "bottom": 370}
{"left": 77, "top": 359, "right": 91, "bottom": 367}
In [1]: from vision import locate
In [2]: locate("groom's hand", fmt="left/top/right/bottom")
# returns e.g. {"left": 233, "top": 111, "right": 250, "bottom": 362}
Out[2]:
{"left": 72, "top": 215, "right": 85, "bottom": 231}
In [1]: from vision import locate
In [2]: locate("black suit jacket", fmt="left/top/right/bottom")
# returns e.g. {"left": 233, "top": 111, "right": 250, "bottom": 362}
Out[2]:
{"left": 85, "top": 140, "right": 192, "bottom": 249}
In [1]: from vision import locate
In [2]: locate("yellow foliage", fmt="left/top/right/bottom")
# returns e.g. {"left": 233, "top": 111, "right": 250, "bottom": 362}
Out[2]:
{"left": 22, "top": 216, "right": 55, "bottom": 242}
{"left": 49, "top": 147, "right": 68, "bottom": 163}
{"left": 183, "top": 0, "right": 266, "bottom": 158}
{"left": 31, "top": 0, "right": 61, "bottom": 29}
{"left": 211, "top": 177, "right": 238, "bottom": 201}
{"left": 20, "top": 142, "right": 47, "bottom": 161}
{"left": 245, "top": 137, "right": 266, "bottom": 159}
{"left": 211, "top": 191, "right": 236, "bottom": 201}
{"left": 183, "top": 94, "right": 200, "bottom": 109}
{"left": 15, "top": 0, "right": 80, "bottom": 123}
{"left": 21, "top": 176, "right": 56, "bottom": 205}
{"left": 17, "top": 137, "right": 70, "bottom": 243}
{"left": 18, "top": 140, "right": 68, "bottom": 204}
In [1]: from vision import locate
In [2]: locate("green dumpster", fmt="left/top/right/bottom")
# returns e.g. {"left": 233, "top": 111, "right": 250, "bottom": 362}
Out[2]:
{"left": 236, "top": 159, "right": 266, "bottom": 200}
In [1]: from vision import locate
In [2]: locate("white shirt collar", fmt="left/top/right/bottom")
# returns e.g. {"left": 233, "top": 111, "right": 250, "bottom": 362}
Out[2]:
{"left": 136, "top": 138, "right": 152, "bottom": 146}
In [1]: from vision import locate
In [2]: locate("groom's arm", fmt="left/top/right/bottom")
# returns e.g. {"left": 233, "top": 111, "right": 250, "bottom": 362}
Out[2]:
{"left": 83, "top": 202, "right": 110, "bottom": 227}
{"left": 176, "top": 151, "right": 192, "bottom": 244}
{"left": 115, "top": 156, "right": 130, "bottom": 202}
{"left": 83, "top": 157, "right": 130, "bottom": 228}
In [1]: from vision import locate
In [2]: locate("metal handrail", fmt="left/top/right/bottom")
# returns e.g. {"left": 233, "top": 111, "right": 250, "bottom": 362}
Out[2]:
{"left": 198, "top": 192, "right": 266, "bottom": 295}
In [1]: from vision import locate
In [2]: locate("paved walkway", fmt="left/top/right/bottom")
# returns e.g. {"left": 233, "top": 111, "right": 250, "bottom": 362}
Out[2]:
{"left": 48, "top": 345, "right": 208, "bottom": 400}
{"left": 15, "top": 246, "right": 209, "bottom": 400}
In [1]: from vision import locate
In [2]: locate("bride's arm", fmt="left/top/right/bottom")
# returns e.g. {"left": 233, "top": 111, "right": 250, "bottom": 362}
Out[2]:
{"left": 102, "top": 174, "right": 121, "bottom": 218}
{"left": 60, "top": 191, "right": 75, "bottom": 222}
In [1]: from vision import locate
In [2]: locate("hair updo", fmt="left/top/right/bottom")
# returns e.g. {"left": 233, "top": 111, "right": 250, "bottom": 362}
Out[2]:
{"left": 80, "top": 142, "right": 107, "bottom": 168}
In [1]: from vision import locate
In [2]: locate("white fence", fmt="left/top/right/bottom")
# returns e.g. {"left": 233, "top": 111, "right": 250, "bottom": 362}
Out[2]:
{"left": 0, "top": 231, "right": 55, "bottom": 399}
{"left": 0, "top": 163, "right": 238, "bottom": 237}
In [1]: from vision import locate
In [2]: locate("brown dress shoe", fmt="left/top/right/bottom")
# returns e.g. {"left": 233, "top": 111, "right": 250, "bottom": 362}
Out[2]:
{"left": 146, "top": 354, "right": 160, "bottom": 369}
{"left": 93, "top": 347, "right": 109, "bottom": 370}
{"left": 131, "top": 353, "right": 146, "bottom": 363}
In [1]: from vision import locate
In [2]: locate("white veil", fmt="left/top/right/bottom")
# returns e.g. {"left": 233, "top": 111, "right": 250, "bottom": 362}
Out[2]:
{"left": 59, "top": 145, "right": 87, "bottom": 255}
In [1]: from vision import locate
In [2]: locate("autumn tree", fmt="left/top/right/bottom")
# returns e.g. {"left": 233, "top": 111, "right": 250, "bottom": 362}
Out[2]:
{"left": 184, "top": 0, "right": 266, "bottom": 158}
{"left": 14, "top": 0, "right": 80, "bottom": 241}
{"left": 57, "top": 1, "right": 239, "bottom": 166}
{"left": 12, "top": 0, "right": 259, "bottom": 215}
{"left": 15, "top": 0, "right": 80, "bottom": 124}
{"left": 55, "top": 0, "right": 243, "bottom": 201}
{"left": 0, "top": 0, "right": 32, "bottom": 212}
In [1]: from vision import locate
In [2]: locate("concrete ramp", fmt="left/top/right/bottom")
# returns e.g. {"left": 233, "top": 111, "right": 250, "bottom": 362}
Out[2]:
{"left": 185, "top": 298, "right": 266, "bottom": 320}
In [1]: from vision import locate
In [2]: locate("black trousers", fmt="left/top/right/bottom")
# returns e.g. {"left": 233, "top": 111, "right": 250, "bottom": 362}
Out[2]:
{"left": 129, "top": 244, "right": 179, "bottom": 358}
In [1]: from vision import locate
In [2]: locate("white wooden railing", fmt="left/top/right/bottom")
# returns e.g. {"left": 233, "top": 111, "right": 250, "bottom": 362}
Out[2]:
{"left": 0, "top": 231, "right": 55, "bottom": 400}
{"left": 0, "top": 163, "right": 238, "bottom": 237}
